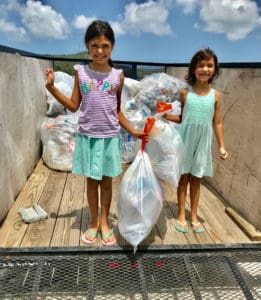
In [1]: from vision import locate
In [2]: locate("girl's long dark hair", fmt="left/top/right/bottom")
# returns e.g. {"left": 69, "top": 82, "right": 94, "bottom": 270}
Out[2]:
{"left": 185, "top": 48, "right": 220, "bottom": 85}
{"left": 84, "top": 20, "right": 115, "bottom": 67}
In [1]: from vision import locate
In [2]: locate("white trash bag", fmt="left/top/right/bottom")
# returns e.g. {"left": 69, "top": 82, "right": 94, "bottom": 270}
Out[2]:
{"left": 46, "top": 81, "right": 73, "bottom": 117}
{"left": 145, "top": 118, "right": 184, "bottom": 187}
{"left": 118, "top": 149, "right": 163, "bottom": 253}
{"left": 41, "top": 115, "right": 78, "bottom": 171}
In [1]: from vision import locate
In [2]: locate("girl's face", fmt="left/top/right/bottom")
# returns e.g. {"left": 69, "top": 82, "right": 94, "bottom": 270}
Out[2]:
{"left": 194, "top": 57, "right": 215, "bottom": 83}
{"left": 86, "top": 35, "right": 113, "bottom": 65}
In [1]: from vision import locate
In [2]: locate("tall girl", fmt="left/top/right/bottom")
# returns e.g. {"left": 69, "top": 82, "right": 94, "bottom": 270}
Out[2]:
{"left": 45, "top": 20, "right": 145, "bottom": 245}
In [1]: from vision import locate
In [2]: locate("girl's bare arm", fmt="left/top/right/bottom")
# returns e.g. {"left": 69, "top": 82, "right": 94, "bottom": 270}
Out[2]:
{"left": 164, "top": 88, "right": 187, "bottom": 123}
{"left": 213, "top": 91, "right": 228, "bottom": 159}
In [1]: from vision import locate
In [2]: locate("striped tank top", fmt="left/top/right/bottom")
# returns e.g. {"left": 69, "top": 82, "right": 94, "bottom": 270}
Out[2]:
{"left": 74, "top": 64, "right": 123, "bottom": 138}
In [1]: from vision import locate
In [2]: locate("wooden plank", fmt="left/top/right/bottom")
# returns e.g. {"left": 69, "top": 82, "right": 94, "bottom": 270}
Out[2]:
{"left": 20, "top": 170, "right": 67, "bottom": 247}
{"left": 0, "top": 160, "right": 50, "bottom": 247}
{"left": 156, "top": 199, "right": 187, "bottom": 245}
{"left": 225, "top": 207, "right": 260, "bottom": 241}
{"left": 200, "top": 184, "right": 251, "bottom": 243}
{"left": 51, "top": 173, "right": 85, "bottom": 247}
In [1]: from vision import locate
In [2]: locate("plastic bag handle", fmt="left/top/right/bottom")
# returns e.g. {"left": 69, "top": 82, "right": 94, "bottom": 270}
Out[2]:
{"left": 142, "top": 117, "right": 156, "bottom": 152}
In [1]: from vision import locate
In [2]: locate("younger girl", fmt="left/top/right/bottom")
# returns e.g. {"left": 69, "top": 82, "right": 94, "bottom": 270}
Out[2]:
{"left": 165, "top": 48, "right": 228, "bottom": 233}
{"left": 45, "top": 20, "right": 145, "bottom": 245}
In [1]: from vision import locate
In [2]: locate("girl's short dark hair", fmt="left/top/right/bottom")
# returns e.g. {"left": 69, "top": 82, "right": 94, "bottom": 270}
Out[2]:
{"left": 185, "top": 48, "right": 220, "bottom": 85}
{"left": 84, "top": 20, "right": 115, "bottom": 46}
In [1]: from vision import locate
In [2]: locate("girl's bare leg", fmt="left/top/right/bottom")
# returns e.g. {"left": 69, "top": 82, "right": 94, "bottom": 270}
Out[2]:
{"left": 189, "top": 175, "right": 202, "bottom": 227}
{"left": 177, "top": 174, "right": 189, "bottom": 224}
{"left": 100, "top": 176, "right": 115, "bottom": 243}
{"left": 84, "top": 177, "right": 100, "bottom": 240}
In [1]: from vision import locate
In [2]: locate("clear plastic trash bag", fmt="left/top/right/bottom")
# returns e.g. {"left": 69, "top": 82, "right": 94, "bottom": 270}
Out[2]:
{"left": 121, "top": 97, "right": 150, "bottom": 163}
{"left": 118, "top": 150, "right": 163, "bottom": 253}
{"left": 46, "top": 71, "right": 74, "bottom": 117}
{"left": 121, "top": 77, "right": 142, "bottom": 109}
{"left": 54, "top": 71, "right": 74, "bottom": 89}
{"left": 41, "top": 114, "right": 78, "bottom": 171}
{"left": 145, "top": 118, "right": 184, "bottom": 187}
{"left": 46, "top": 81, "right": 73, "bottom": 117}
{"left": 134, "top": 72, "right": 186, "bottom": 114}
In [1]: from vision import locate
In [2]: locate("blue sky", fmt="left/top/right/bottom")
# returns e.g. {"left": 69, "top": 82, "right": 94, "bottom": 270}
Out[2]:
{"left": 0, "top": 0, "right": 260, "bottom": 63}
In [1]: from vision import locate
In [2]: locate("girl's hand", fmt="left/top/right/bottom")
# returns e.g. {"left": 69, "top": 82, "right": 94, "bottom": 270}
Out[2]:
{"left": 220, "top": 147, "right": 228, "bottom": 160}
{"left": 132, "top": 130, "right": 149, "bottom": 142}
{"left": 45, "top": 68, "right": 55, "bottom": 88}
{"left": 163, "top": 113, "right": 168, "bottom": 120}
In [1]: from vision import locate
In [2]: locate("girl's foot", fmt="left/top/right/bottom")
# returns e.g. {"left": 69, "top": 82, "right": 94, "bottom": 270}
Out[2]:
{"left": 101, "top": 226, "right": 116, "bottom": 246}
{"left": 191, "top": 222, "right": 205, "bottom": 233}
{"left": 175, "top": 220, "right": 188, "bottom": 233}
{"left": 81, "top": 228, "right": 99, "bottom": 244}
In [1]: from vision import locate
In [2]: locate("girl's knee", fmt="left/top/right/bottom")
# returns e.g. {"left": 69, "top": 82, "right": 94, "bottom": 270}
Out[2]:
{"left": 190, "top": 175, "right": 200, "bottom": 184}
{"left": 87, "top": 177, "right": 99, "bottom": 189}
{"left": 100, "top": 176, "right": 112, "bottom": 192}
{"left": 179, "top": 174, "right": 189, "bottom": 186}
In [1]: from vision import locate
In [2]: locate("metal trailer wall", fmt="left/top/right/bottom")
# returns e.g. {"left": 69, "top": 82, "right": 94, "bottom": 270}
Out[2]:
{"left": 167, "top": 66, "right": 261, "bottom": 231}
{"left": 0, "top": 52, "right": 50, "bottom": 223}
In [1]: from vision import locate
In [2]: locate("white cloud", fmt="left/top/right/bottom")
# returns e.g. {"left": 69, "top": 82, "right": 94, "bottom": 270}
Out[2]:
{"left": 110, "top": 21, "right": 125, "bottom": 36}
{"left": 0, "top": 0, "right": 28, "bottom": 41}
{"left": 20, "top": 0, "right": 70, "bottom": 39}
{"left": 176, "top": 0, "right": 198, "bottom": 13}
{"left": 199, "top": 0, "right": 261, "bottom": 40}
{"left": 6, "top": 0, "right": 22, "bottom": 12}
{"left": 121, "top": 0, "right": 172, "bottom": 35}
{"left": 0, "top": 18, "right": 28, "bottom": 42}
{"left": 72, "top": 16, "right": 125, "bottom": 37}
{"left": 176, "top": 0, "right": 261, "bottom": 40}
{"left": 72, "top": 1, "right": 172, "bottom": 37}
{"left": 0, "top": 0, "right": 70, "bottom": 41}
{"left": 72, "top": 15, "right": 97, "bottom": 31}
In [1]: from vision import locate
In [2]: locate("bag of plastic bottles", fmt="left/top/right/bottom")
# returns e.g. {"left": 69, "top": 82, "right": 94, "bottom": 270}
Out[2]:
{"left": 118, "top": 131, "right": 163, "bottom": 253}
{"left": 144, "top": 104, "right": 185, "bottom": 186}
{"left": 134, "top": 72, "right": 186, "bottom": 114}
{"left": 41, "top": 115, "right": 78, "bottom": 171}
{"left": 121, "top": 98, "right": 151, "bottom": 163}
{"left": 145, "top": 118, "right": 184, "bottom": 186}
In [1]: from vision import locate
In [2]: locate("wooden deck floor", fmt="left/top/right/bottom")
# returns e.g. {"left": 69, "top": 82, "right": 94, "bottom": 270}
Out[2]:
{"left": 0, "top": 159, "right": 251, "bottom": 249}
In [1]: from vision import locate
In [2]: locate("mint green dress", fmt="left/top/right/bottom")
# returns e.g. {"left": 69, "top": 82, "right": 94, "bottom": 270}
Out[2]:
{"left": 179, "top": 87, "right": 215, "bottom": 178}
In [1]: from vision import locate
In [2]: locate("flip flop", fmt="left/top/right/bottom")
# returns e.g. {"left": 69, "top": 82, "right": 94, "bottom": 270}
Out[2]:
{"left": 175, "top": 220, "right": 188, "bottom": 233}
{"left": 191, "top": 222, "right": 205, "bottom": 233}
{"left": 101, "top": 228, "right": 116, "bottom": 246}
{"left": 81, "top": 228, "right": 99, "bottom": 245}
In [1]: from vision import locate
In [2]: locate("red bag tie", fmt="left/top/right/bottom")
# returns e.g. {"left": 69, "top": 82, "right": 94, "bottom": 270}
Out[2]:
{"left": 156, "top": 101, "right": 172, "bottom": 113}
{"left": 142, "top": 117, "right": 156, "bottom": 152}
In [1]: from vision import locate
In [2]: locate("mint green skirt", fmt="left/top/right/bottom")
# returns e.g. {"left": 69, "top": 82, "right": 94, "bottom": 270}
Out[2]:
{"left": 72, "top": 134, "right": 122, "bottom": 180}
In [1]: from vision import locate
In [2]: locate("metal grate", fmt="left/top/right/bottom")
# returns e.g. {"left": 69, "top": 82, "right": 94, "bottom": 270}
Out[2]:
{"left": 0, "top": 244, "right": 260, "bottom": 300}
